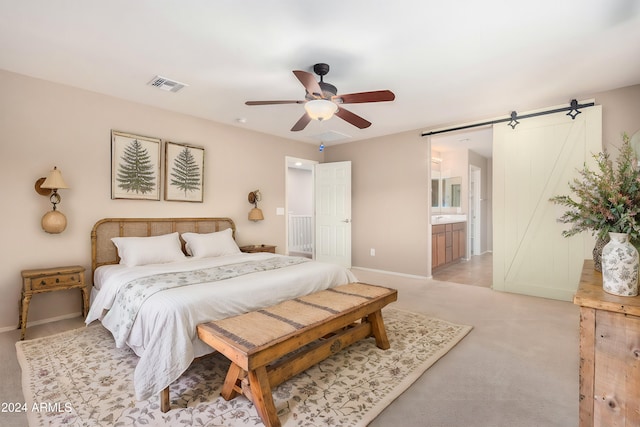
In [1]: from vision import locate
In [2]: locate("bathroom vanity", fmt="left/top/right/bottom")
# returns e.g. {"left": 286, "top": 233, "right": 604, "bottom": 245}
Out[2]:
{"left": 431, "top": 215, "right": 467, "bottom": 270}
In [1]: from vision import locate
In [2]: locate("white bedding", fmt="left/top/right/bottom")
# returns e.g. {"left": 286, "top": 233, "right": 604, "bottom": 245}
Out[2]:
{"left": 86, "top": 253, "right": 357, "bottom": 401}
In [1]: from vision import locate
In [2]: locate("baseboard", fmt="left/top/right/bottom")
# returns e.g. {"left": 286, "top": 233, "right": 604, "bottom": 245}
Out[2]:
{"left": 351, "top": 266, "right": 428, "bottom": 280}
{"left": 0, "top": 311, "right": 82, "bottom": 334}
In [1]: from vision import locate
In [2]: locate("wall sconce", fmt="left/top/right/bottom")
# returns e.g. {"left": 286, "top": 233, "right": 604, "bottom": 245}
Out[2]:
{"left": 35, "top": 166, "right": 69, "bottom": 234}
{"left": 248, "top": 190, "right": 264, "bottom": 221}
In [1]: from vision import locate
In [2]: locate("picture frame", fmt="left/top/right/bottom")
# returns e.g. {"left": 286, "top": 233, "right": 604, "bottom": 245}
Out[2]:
{"left": 111, "top": 131, "right": 161, "bottom": 200}
{"left": 164, "top": 141, "right": 205, "bottom": 202}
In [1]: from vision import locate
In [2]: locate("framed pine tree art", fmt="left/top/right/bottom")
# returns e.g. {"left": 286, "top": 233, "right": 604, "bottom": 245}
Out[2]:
{"left": 111, "top": 131, "right": 161, "bottom": 200}
{"left": 164, "top": 141, "right": 204, "bottom": 202}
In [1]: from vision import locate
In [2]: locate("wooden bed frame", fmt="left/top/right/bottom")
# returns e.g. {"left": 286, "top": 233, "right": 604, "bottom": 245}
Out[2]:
{"left": 90, "top": 217, "right": 236, "bottom": 277}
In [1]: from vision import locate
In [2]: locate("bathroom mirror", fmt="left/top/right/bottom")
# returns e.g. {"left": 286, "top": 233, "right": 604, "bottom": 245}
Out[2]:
{"left": 431, "top": 171, "right": 441, "bottom": 209}
{"left": 442, "top": 176, "right": 462, "bottom": 207}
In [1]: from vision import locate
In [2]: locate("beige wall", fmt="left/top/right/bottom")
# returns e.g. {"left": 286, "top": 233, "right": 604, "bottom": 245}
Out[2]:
{"left": 596, "top": 84, "right": 640, "bottom": 151}
{"left": 324, "top": 130, "right": 430, "bottom": 277}
{"left": 0, "top": 70, "right": 324, "bottom": 330}
{"left": 286, "top": 167, "right": 313, "bottom": 215}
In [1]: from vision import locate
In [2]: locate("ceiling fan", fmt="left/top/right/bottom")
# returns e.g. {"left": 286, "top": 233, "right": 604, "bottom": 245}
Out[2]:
{"left": 245, "top": 63, "right": 395, "bottom": 132}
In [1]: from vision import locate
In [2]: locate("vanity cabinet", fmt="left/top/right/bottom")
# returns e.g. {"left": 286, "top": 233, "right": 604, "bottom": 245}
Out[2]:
{"left": 432, "top": 222, "right": 466, "bottom": 270}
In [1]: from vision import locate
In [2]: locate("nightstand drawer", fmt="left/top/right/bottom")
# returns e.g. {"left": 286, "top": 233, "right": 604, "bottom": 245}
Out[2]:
{"left": 33, "top": 272, "right": 83, "bottom": 289}
{"left": 22, "top": 265, "right": 86, "bottom": 292}
{"left": 239, "top": 244, "right": 276, "bottom": 254}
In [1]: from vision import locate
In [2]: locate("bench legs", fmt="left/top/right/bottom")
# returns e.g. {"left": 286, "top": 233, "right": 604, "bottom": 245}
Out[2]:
{"left": 218, "top": 309, "right": 391, "bottom": 427}
{"left": 221, "top": 362, "right": 244, "bottom": 400}
{"left": 248, "top": 367, "right": 281, "bottom": 427}
{"left": 221, "top": 363, "right": 280, "bottom": 427}
{"left": 368, "top": 310, "right": 391, "bottom": 350}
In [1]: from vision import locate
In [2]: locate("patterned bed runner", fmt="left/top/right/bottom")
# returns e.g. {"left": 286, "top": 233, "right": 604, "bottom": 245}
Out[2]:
{"left": 107, "top": 256, "right": 309, "bottom": 346}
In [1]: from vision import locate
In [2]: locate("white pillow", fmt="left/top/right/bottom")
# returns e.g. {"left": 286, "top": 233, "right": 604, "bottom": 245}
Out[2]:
{"left": 111, "top": 232, "right": 186, "bottom": 267}
{"left": 182, "top": 228, "right": 240, "bottom": 258}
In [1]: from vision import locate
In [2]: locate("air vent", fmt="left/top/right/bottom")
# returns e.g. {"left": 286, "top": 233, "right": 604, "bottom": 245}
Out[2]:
{"left": 310, "top": 130, "right": 352, "bottom": 143}
{"left": 147, "top": 75, "right": 188, "bottom": 93}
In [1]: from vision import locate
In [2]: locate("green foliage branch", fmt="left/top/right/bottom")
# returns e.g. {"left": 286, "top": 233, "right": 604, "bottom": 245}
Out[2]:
{"left": 550, "top": 133, "right": 640, "bottom": 242}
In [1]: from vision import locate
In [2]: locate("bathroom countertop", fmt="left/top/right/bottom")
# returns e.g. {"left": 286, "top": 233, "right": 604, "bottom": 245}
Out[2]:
{"left": 431, "top": 215, "right": 467, "bottom": 225}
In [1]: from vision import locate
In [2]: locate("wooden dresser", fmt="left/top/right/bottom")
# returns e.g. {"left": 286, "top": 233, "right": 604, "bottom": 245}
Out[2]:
{"left": 573, "top": 260, "right": 640, "bottom": 426}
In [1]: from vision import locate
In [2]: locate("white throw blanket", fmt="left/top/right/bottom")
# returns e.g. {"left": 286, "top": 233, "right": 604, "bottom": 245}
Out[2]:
{"left": 86, "top": 253, "right": 357, "bottom": 400}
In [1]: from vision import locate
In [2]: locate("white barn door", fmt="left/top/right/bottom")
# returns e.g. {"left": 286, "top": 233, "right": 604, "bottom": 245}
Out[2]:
{"left": 493, "top": 106, "right": 602, "bottom": 301}
{"left": 314, "top": 161, "right": 352, "bottom": 268}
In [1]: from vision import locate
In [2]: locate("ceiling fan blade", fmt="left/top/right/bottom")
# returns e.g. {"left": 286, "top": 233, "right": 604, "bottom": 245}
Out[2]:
{"left": 245, "top": 100, "right": 305, "bottom": 105}
{"left": 293, "top": 70, "right": 323, "bottom": 97}
{"left": 335, "top": 107, "right": 372, "bottom": 129}
{"left": 291, "top": 113, "right": 312, "bottom": 132}
{"left": 335, "top": 90, "right": 395, "bottom": 104}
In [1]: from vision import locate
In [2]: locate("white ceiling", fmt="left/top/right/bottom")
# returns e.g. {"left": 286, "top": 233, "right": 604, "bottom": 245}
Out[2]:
{"left": 1, "top": 1, "right": 639, "bottom": 150}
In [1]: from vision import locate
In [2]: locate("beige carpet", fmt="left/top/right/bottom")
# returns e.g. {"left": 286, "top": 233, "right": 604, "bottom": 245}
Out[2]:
{"left": 16, "top": 308, "right": 471, "bottom": 427}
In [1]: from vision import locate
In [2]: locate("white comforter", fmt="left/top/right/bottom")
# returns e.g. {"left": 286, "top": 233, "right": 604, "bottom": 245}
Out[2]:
{"left": 85, "top": 253, "right": 357, "bottom": 400}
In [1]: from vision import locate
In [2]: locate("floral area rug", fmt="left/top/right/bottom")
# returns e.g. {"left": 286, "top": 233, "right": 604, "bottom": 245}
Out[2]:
{"left": 16, "top": 308, "right": 472, "bottom": 426}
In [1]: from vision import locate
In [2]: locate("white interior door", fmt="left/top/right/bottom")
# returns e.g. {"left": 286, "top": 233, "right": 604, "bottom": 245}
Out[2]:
{"left": 314, "top": 161, "right": 352, "bottom": 268}
{"left": 493, "top": 105, "right": 602, "bottom": 301}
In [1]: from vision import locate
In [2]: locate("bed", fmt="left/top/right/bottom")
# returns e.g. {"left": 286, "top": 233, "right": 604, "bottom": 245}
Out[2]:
{"left": 85, "top": 217, "right": 357, "bottom": 402}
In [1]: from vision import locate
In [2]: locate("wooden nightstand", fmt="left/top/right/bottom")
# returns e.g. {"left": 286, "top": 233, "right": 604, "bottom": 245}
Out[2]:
{"left": 239, "top": 244, "right": 276, "bottom": 254}
{"left": 19, "top": 265, "right": 88, "bottom": 340}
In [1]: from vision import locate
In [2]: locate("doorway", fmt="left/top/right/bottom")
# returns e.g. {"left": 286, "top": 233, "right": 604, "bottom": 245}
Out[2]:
{"left": 430, "top": 128, "right": 493, "bottom": 287}
{"left": 285, "top": 158, "right": 353, "bottom": 268}
{"left": 285, "top": 157, "right": 317, "bottom": 258}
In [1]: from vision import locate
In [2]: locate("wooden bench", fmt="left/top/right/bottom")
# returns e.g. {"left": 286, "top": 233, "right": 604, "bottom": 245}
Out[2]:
{"left": 193, "top": 282, "right": 397, "bottom": 427}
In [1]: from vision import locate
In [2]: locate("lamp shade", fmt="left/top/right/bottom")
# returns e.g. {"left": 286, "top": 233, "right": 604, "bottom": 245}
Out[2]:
{"left": 248, "top": 208, "right": 264, "bottom": 221}
{"left": 304, "top": 99, "right": 338, "bottom": 121}
{"left": 41, "top": 167, "right": 69, "bottom": 190}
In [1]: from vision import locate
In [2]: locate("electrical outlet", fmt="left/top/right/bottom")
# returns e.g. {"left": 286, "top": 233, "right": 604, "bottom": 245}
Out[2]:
{"left": 370, "top": 248, "right": 376, "bottom": 256}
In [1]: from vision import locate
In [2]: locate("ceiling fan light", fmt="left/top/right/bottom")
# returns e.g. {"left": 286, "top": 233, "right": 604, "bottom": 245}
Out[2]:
{"left": 304, "top": 99, "right": 338, "bottom": 121}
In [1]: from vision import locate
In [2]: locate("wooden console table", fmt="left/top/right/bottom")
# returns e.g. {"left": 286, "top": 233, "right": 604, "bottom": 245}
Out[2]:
{"left": 573, "top": 260, "right": 640, "bottom": 426}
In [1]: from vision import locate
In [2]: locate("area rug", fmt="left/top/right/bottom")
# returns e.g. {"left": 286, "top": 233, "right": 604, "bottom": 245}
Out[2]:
{"left": 16, "top": 308, "right": 471, "bottom": 427}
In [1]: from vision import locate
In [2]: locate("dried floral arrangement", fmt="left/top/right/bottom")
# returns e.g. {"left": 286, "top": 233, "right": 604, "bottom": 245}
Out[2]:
{"left": 550, "top": 133, "right": 640, "bottom": 242}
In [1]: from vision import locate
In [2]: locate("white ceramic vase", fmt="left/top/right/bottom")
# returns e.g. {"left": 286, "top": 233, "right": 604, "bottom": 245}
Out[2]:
{"left": 601, "top": 232, "right": 639, "bottom": 297}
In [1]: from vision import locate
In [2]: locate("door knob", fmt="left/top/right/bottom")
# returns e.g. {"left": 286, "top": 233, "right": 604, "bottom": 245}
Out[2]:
{"left": 341, "top": 219, "right": 351, "bottom": 223}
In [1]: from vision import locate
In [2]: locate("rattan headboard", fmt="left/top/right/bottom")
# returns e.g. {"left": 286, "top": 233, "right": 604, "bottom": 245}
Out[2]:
{"left": 91, "top": 217, "right": 236, "bottom": 275}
